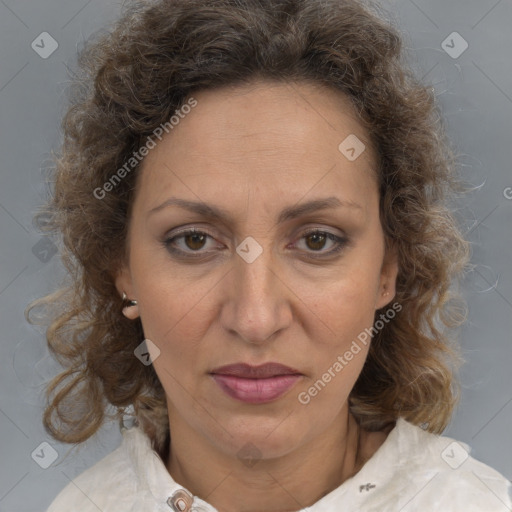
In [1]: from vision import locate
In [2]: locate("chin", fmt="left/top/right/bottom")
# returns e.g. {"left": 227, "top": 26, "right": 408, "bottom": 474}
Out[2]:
{"left": 212, "top": 416, "right": 306, "bottom": 460}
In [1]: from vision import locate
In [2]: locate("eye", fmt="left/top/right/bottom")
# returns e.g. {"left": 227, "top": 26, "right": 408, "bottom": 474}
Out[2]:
{"left": 164, "top": 228, "right": 219, "bottom": 257}
{"left": 294, "top": 229, "right": 348, "bottom": 258}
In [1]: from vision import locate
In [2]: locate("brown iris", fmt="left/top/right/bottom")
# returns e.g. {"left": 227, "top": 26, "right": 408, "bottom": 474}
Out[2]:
{"left": 305, "top": 232, "right": 327, "bottom": 251}
{"left": 184, "top": 232, "right": 207, "bottom": 251}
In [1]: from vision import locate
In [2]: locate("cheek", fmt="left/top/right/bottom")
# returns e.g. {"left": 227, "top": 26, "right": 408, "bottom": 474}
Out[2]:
{"left": 133, "top": 259, "right": 220, "bottom": 370}
{"left": 296, "top": 284, "right": 374, "bottom": 410}
{"left": 291, "top": 254, "right": 381, "bottom": 392}
{"left": 333, "top": 243, "right": 383, "bottom": 320}
{"left": 138, "top": 284, "right": 213, "bottom": 353}
{"left": 297, "top": 266, "right": 380, "bottom": 343}
{"left": 295, "top": 337, "right": 370, "bottom": 428}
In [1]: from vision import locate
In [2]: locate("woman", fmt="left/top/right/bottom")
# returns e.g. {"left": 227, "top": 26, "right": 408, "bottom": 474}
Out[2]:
{"left": 30, "top": 0, "right": 511, "bottom": 510}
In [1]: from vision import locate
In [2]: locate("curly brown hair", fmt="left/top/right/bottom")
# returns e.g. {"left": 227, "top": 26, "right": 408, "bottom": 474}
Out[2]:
{"left": 28, "top": 0, "right": 471, "bottom": 452}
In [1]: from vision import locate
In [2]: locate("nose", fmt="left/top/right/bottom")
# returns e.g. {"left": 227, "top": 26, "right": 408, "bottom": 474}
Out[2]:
{"left": 220, "top": 240, "right": 293, "bottom": 345}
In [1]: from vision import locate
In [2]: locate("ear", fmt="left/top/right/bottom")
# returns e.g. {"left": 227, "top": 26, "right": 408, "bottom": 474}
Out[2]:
{"left": 114, "top": 263, "right": 133, "bottom": 298}
{"left": 115, "top": 264, "right": 140, "bottom": 320}
{"left": 375, "top": 240, "right": 399, "bottom": 310}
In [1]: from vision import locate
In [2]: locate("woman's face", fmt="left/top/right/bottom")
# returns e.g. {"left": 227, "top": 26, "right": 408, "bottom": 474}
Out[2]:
{"left": 116, "top": 80, "right": 398, "bottom": 459}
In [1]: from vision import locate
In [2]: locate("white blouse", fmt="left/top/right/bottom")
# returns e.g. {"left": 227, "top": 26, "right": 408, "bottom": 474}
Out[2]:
{"left": 47, "top": 417, "right": 512, "bottom": 511}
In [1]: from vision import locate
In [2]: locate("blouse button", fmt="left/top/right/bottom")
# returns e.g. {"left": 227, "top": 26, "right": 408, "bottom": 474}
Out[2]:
{"left": 167, "top": 489, "right": 193, "bottom": 512}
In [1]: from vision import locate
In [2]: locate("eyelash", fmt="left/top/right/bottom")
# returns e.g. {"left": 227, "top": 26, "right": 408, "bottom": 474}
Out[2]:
{"left": 163, "top": 227, "right": 349, "bottom": 260}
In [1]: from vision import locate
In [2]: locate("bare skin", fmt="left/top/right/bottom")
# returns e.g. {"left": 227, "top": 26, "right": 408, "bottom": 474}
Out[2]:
{"left": 116, "top": 79, "right": 399, "bottom": 512}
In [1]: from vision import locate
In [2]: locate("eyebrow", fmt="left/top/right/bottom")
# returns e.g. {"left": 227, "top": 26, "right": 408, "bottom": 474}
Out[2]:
{"left": 148, "top": 196, "right": 362, "bottom": 224}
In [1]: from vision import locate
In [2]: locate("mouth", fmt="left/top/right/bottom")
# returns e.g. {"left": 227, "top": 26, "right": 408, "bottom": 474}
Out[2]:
{"left": 209, "top": 362, "right": 303, "bottom": 404}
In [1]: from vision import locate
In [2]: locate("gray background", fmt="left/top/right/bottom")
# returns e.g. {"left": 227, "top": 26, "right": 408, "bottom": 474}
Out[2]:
{"left": 0, "top": 0, "right": 511, "bottom": 510}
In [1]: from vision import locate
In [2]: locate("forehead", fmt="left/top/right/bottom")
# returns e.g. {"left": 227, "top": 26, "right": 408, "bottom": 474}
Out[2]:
{"left": 135, "top": 80, "right": 379, "bottom": 216}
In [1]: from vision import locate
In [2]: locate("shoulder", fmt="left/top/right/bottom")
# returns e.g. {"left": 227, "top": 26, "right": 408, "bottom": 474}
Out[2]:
{"left": 381, "top": 419, "right": 512, "bottom": 511}
{"left": 46, "top": 428, "right": 147, "bottom": 512}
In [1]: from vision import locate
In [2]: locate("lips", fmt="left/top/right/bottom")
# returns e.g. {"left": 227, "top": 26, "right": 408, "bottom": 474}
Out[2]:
{"left": 210, "top": 363, "right": 303, "bottom": 404}
{"left": 210, "top": 362, "right": 302, "bottom": 379}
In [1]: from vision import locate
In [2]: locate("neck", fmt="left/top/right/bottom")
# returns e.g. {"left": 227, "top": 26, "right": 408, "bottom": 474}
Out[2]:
{"left": 166, "top": 406, "right": 366, "bottom": 512}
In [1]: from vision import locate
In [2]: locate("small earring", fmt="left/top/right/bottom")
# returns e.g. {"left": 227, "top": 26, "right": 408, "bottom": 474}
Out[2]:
{"left": 383, "top": 290, "right": 390, "bottom": 296}
{"left": 122, "top": 292, "right": 138, "bottom": 307}
{"left": 122, "top": 292, "right": 139, "bottom": 319}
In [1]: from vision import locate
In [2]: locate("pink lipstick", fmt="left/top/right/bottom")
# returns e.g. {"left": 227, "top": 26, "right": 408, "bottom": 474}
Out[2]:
{"left": 210, "top": 363, "right": 303, "bottom": 404}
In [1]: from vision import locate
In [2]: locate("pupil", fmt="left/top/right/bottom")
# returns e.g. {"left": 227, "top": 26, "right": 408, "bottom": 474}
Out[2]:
{"left": 186, "top": 233, "right": 205, "bottom": 250}
{"left": 308, "top": 233, "right": 325, "bottom": 250}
